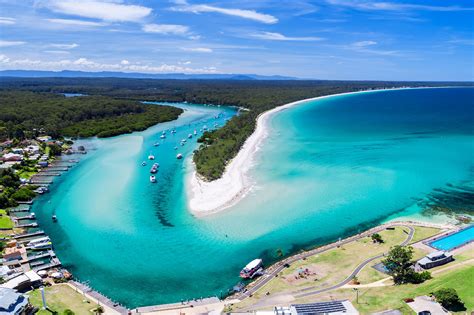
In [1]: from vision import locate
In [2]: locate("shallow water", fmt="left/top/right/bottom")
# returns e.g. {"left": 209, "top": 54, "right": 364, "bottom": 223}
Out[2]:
{"left": 33, "top": 88, "right": 474, "bottom": 307}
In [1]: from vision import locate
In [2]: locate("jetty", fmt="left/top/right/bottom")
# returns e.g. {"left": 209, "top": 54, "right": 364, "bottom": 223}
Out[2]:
{"left": 14, "top": 215, "right": 36, "bottom": 221}
{"left": 13, "top": 230, "right": 46, "bottom": 240}
{"left": 15, "top": 222, "right": 38, "bottom": 228}
{"left": 33, "top": 257, "right": 62, "bottom": 271}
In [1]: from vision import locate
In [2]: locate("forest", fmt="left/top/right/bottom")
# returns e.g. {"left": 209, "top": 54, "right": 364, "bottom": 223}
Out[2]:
{"left": 1, "top": 77, "right": 471, "bottom": 180}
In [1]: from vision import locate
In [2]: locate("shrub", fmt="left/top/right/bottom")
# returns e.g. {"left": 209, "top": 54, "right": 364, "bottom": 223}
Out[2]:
{"left": 434, "top": 288, "right": 466, "bottom": 311}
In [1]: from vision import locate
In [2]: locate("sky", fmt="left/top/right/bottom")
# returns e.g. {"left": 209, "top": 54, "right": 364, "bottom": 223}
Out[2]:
{"left": 0, "top": 0, "right": 473, "bottom": 80}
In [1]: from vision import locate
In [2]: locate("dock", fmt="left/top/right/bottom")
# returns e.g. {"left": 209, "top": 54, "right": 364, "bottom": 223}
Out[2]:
{"left": 30, "top": 179, "right": 54, "bottom": 184}
{"left": 13, "top": 230, "right": 45, "bottom": 240}
{"left": 33, "top": 258, "right": 62, "bottom": 271}
{"left": 15, "top": 222, "right": 38, "bottom": 228}
{"left": 14, "top": 215, "right": 36, "bottom": 221}
{"left": 34, "top": 172, "right": 61, "bottom": 176}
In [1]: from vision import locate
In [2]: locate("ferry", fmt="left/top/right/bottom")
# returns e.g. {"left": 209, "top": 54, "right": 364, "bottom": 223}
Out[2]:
{"left": 148, "top": 154, "right": 155, "bottom": 160}
{"left": 240, "top": 259, "right": 263, "bottom": 279}
{"left": 150, "top": 175, "right": 157, "bottom": 183}
{"left": 176, "top": 153, "right": 183, "bottom": 159}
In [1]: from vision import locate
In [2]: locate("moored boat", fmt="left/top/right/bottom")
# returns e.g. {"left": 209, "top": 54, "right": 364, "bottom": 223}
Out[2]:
{"left": 148, "top": 154, "right": 155, "bottom": 160}
{"left": 240, "top": 259, "right": 263, "bottom": 279}
{"left": 150, "top": 175, "right": 157, "bottom": 183}
{"left": 176, "top": 153, "right": 183, "bottom": 159}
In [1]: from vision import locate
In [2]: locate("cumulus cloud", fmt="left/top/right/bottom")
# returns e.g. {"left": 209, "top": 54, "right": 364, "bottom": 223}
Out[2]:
{"left": 0, "top": 17, "right": 16, "bottom": 25}
{"left": 0, "top": 54, "right": 218, "bottom": 74}
{"left": 50, "top": 43, "right": 79, "bottom": 49}
{"left": 143, "top": 24, "right": 190, "bottom": 35}
{"left": 181, "top": 47, "right": 213, "bottom": 53}
{"left": 171, "top": 0, "right": 278, "bottom": 24}
{"left": 40, "top": 0, "right": 152, "bottom": 22}
{"left": 250, "top": 32, "right": 324, "bottom": 41}
{"left": 46, "top": 18, "right": 107, "bottom": 27}
{"left": 0, "top": 40, "right": 26, "bottom": 47}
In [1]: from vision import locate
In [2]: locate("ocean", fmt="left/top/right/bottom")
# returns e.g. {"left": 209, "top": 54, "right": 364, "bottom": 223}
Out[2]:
{"left": 32, "top": 87, "right": 474, "bottom": 307}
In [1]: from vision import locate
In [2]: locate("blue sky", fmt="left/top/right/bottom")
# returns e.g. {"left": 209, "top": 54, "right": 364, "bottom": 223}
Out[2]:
{"left": 0, "top": 0, "right": 473, "bottom": 80}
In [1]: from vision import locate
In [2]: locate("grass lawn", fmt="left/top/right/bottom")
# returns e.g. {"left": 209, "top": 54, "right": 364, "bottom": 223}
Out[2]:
{"left": 410, "top": 226, "right": 441, "bottom": 243}
{"left": 297, "top": 263, "right": 474, "bottom": 314}
{"left": 235, "top": 226, "right": 439, "bottom": 311}
{"left": 0, "top": 209, "right": 14, "bottom": 229}
{"left": 17, "top": 169, "right": 38, "bottom": 180}
{"left": 28, "top": 284, "right": 99, "bottom": 315}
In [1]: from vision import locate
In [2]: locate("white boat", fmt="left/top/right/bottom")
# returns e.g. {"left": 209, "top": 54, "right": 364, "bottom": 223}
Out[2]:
{"left": 153, "top": 163, "right": 159, "bottom": 168}
{"left": 176, "top": 153, "right": 183, "bottom": 159}
{"left": 194, "top": 130, "right": 197, "bottom": 135}
{"left": 148, "top": 154, "right": 155, "bottom": 160}
{"left": 181, "top": 139, "right": 187, "bottom": 143}
{"left": 160, "top": 134, "right": 166, "bottom": 139}
{"left": 240, "top": 259, "right": 263, "bottom": 279}
{"left": 28, "top": 237, "right": 52, "bottom": 250}
{"left": 174, "top": 146, "right": 178, "bottom": 150}
{"left": 150, "top": 167, "right": 158, "bottom": 174}
{"left": 150, "top": 175, "right": 157, "bottom": 183}
{"left": 188, "top": 134, "right": 193, "bottom": 139}
{"left": 153, "top": 143, "right": 160, "bottom": 147}
{"left": 142, "top": 161, "right": 147, "bottom": 166}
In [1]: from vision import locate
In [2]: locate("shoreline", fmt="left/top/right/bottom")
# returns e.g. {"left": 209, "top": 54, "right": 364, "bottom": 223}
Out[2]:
{"left": 187, "top": 87, "right": 425, "bottom": 217}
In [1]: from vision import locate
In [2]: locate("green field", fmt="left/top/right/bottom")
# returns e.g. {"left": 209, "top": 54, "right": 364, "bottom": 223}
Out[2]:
{"left": 29, "top": 284, "right": 100, "bottom": 315}
{"left": 0, "top": 209, "right": 13, "bottom": 229}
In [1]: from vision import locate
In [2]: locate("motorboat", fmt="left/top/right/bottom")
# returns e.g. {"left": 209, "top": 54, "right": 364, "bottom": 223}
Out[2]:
{"left": 150, "top": 175, "right": 157, "bottom": 183}
{"left": 142, "top": 161, "right": 147, "bottom": 166}
{"left": 240, "top": 259, "right": 263, "bottom": 279}
{"left": 176, "top": 153, "right": 183, "bottom": 159}
{"left": 153, "top": 143, "right": 160, "bottom": 147}
{"left": 148, "top": 154, "right": 155, "bottom": 160}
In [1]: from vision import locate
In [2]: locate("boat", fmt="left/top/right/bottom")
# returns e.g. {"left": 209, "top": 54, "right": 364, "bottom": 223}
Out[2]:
{"left": 150, "top": 167, "right": 158, "bottom": 174}
{"left": 160, "top": 134, "right": 166, "bottom": 139}
{"left": 194, "top": 130, "right": 197, "bottom": 135}
{"left": 176, "top": 153, "right": 183, "bottom": 159}
{"left": 188, "top": 134, "right": 193, "bottom": 139}
{"left": 52, "top": 215, "right": 57, "bottom": 222}
{"left": 142, "top": 161, "right": 147, "bottom": 166}
{"left": 150, "top": 175, "right": 157, "bottom": 183}
{"left": 27, "top": 237, "right": 52, "bottom": 250}
{"left": 181, "top": 139, "right": 187, "bottom": 143}
{"left": 153, "top": 143, "right": 160, "bottom": 147}
{"left": 153, "top": 163, "right": 159, "bottom": 168}
{"left": 174, "top": 146, "right": 178, "bottom": 150}
{"left": 148, "top": 154, "right": 155, "bottom": 160}
{"left": 171, "top": 129, "right": 176, "bottom": 134}
{"left": 240, "top": 259, "right": 263, "bottom": 279}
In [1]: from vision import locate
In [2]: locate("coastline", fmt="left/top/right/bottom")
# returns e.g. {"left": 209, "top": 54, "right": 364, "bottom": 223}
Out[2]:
{"left": 187, "top": 87, "right": 420, "bottom": 217}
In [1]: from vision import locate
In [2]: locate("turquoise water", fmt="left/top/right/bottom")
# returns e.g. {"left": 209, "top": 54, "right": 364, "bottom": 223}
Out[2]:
{"left": 32, "top": 88, "right": 474, "bottom": 308}
{"left": 430, "top": 225, "right": 474, "bottom": 250}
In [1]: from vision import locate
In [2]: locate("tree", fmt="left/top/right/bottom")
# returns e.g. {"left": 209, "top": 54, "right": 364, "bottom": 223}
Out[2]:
{"left": 371, "top": 233, "right": 384, "bottom": 243}
{"left": 434, "top": 288, "right": 466, "bottom": 311}
{"left": 63, "top": 310, "right": 75, "bottom": 315}
{"left": 48, "top": 144, "right": 63, "bottom": 157}
{"left": 382, "top": 246, "right": 415, "bottom": 284}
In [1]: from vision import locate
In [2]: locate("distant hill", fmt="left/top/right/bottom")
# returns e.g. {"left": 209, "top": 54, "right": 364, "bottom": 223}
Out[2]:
{"left": 0, "top": 70, "right": 297, "bottom": 80}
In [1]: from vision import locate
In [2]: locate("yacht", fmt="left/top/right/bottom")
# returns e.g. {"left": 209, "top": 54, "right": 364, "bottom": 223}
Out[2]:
{"left": 150, "top": 175, "right": 157, "bottom": 183}
{"left": 240, "top": 259, "right": 263, "bottom": 279}
{"left": 176, "top": 153, "right": 183, "bottom": 159}
{"left": 28, "top": 237, "right": 53, "bottom": 250}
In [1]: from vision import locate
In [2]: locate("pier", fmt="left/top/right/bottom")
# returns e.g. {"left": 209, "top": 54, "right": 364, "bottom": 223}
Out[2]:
{"left": 33, "top": 258, "right": 62, "bottom": 271}
{"left": 13, "top": 230, "right": 45, "bottom": 240}
{"left": 14, "top": 215, "right": 36, "bottom": 220}
{"left": 15, "top": 222, "right": 38, "bottom": 228}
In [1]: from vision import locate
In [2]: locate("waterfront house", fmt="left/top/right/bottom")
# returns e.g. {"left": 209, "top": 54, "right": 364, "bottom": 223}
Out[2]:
{"left": 417, "top": 251, "right": 453, "bottom": 269}
{"left": 1, "top": 271, "right": 42, "bottom": 292}
{"left": 0, "top": 287, "right": 30, "bottom": 315}
{"left": 2, "top": 247, "right": 23, "bottom": 262}
{"left": 37, "top": 136, "right": 52, "bottom": 143}
{"left": 2, "top": 153, "right": 23, "bottom": 162}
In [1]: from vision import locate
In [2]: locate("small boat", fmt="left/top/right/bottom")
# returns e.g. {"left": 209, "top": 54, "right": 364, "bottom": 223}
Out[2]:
{"left": 150, "top": 175, "right": 157, "bottom": 183}
{"left": 194, "top": 130, "right": 197, "bottom": 135}
{"left": 160, "top": 134, "right": 166, "bottom": 139}
{"left": 150, "top": 167, "right": 158, "bottom": 174}
{"left": 28, "top": 237, "right": 53, "bottom": 250}
{"left": 188, "top": 134, "right": 193, "bottom": 139}
{"left": 174, "top": 146, "right": 178, "bottom": 150}
{"left": 141, "top": 161, "right": 147, "bottom": 166}
{"left": 240, "top": 259, "right": 263, "bottom": 279}
{"left": 181, "top": 139, "right": 187, "bottom": 143}
{"left": 203, "top": 125, "right": 208, "bottom": 130}
{"left": 52, "top": 215, "right": 57, "bottom": 222}
{"left": 176, "top": 153, "right": 183, "bottom": 159}
{"left": 153, "top": 143, "right": 160, "bottom": 147}
{"left": 171, "top": 129, "right": 177, "bottom": 134}
{"left": 153, "top": 163, "right": 159, "bottom": 168}
{"left": 148, "top": 154, "right": 155, "bottom": 160}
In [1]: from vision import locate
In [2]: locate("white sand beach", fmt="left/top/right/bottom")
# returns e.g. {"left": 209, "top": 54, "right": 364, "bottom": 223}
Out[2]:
{"left": 187, "top": 88, "right": 417, "bottom": 216}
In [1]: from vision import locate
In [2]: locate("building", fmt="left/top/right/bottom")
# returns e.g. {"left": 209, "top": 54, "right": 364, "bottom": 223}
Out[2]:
{"left": 0, "top": 287, "right": 30, "bottom": 315}
{"left": 1, "top": 153, "right": 23, "bottom": 162}
{"left": 417, "top": 251, "right": 453, "bottom": 269}
{"left": 276, "top": 300, "right": 359, "bottom": 315}
{"left": 1, "top": 271, "right": 43, "bottom": 292}
{"left": 37, "top": 136, "right": 51, "bottom": 143}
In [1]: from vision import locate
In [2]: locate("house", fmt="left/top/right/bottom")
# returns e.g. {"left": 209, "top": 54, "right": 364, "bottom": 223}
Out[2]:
{"left": 25, "top": 145, "right": 40, "bottom": 155}
{"left": 1, "top": 271, "right": 42, "bottom": 292}
{"left": 37, "top": 136, "right": 52, "bottom": 143}
{"left": 278, "top": 300, "right": 359, "bottom": 315}
{"left": 2, "top": 247, "right": 24, "bottom": 262}
{"left": 2, "top": 153, "right": 23, "bottom": 162}
{"left": 417, "top": 251, "right": 453, "bottom": 269}
{"left": 0, "top": 287, "right": 30, "bottom": 315}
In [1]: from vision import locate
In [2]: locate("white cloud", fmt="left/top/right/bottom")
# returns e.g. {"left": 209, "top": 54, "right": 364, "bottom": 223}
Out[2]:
{"left": 352, "top": 40, "right": 377, "bottom": 47}
{"left": 46, "top": 18, "right": 107, "bottom": 27}
{"left": 0, "top": 54, "right": 218, "bottom": 74}
{"left": 44, "top": 50, "right": 71, "bottom": 54}
{"left": 250, "top": 32, "right": 324, "bottom": 41}
{"left": 171, "top": 0, "right": 278, "bottom": 24}
{"left": 41, "top": 0, "right": 152, "bottom": 22}
{"left": 326, "top": 0, "right": 473, "bottom": 12}
{"left": 0, "top": 17, "right": 16, "bottom": 25}
{"left": 181, "top": 47, "right": 213, "bottom": 53}
{"left": 120, "top": 59, "right": 130, "bottom": 65}
{"left": 0, "top": 40, "right": 26, "bottom": 47}
{"left": 143, "top": 24, "right": 190, "bottom": 35}
{"left": 50, "top": 43, "right": 79, "bottom": 49}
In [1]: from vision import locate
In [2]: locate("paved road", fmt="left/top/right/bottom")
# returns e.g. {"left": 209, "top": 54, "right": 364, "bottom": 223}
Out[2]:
{"left": 235, "top": 223, "right": 415, "bottom": 301}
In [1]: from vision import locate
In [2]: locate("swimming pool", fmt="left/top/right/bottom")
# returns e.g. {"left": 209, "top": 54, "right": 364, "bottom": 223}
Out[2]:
{"left": 429, "top": 225, "right": 474, "bottom": 251}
